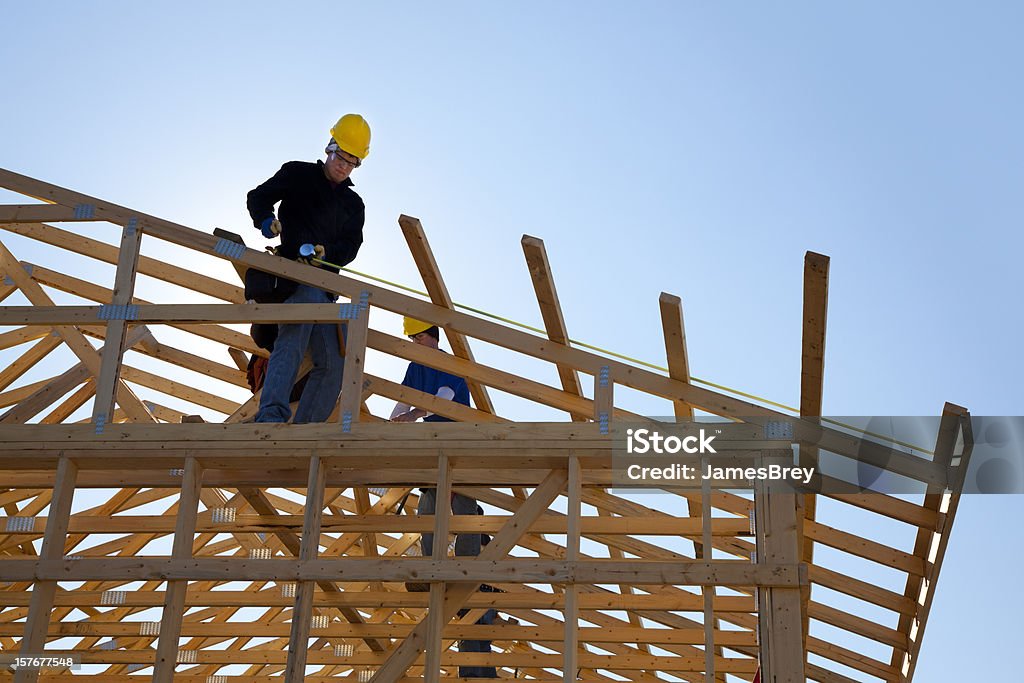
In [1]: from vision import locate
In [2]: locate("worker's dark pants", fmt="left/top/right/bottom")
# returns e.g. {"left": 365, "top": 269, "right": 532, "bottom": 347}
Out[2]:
{"left": 417, "top": 489, "right": 496, "bottom": 677}
{"left": 417, "top": 489, "right": 481, "bottom": 557}
{"left": 457, "top": 607, "right": 498, "bottom": 678}
{"left": 255, "top": 285, "right": 344, "bottom": 424}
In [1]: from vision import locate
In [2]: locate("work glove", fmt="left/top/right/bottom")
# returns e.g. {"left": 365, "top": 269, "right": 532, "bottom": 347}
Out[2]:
{"left": 260, "top": 217, "right": 282, "bottom": 239}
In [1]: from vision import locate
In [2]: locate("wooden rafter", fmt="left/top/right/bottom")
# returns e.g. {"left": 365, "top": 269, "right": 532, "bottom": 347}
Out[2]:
{"left": 521, "top": 235, "right": 586, "bottom": 421}
{"left": 398, "top": 214, "right": 495, "bottom": 416}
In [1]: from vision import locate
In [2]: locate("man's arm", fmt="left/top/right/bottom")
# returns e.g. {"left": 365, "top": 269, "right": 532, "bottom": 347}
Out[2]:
{"left": 390, "top": 401, "right": 412, "bottom": 420}
{"left": 246, "top": 163, "right": 296, "bottom": 229}
{"left": 390, "top": 386, "right": 456, "bottom": 422}
{"left": 323, "top": 200, "right": 365, "bottom": 268}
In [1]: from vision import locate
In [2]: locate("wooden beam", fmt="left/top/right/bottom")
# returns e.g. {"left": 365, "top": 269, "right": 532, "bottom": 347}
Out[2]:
{"left": 425, "top": 453, "right": 452, "bottom": 683}
{"left": 2, "top": 327, "right": 152, "bottom": 425}
{"left": 0, "top": 220, "right": 243, "bottom": 302}
{"left": 285, "top": 455, "right": 327, "bottom": 683}
{"left": 702, "top": 452, "right": 716, "bottom": 681}
{"left": 0, "top": 241, "right": 154, "bottom": 424}
{"left": 799, "top": 251, "right": 829, "bottom": 419}
{"left": 659, "top": 292, "right": 695, "bottom": 419}
{"left": 228, "top": 347, "right": 250, "bottom": 372}
{"left": 0, "top": 557, "right": 802, "bottom": 585}
{"left": 0, "top": 324, "right": 50, "bottom": 350}
{"left": 798, "top": 251, "right": 828, "bottom": 652}
{"left": 0, "top": 334, "right": 62, "bottom": 392}
{"left": 23, "top": 262, "right": 260, "bottom": 355}
{"left": 0, "top": 281, "right": 14, "bottom": 304}
{"left": 118, "top": 364, "right": 237, "bottom": 415}
{"left": 0, "top": 302, "right": 382, "bottom": 325}
{"left": 16, "top": 254, "right": 564, "bottom": 423}
{"left": 41, "top": 379, "right": 96, "bottom": 424}
{"left": 2, "top": 266, "right": 246, "bottom": 389}
{"left": 235, "top": 487, "right": 386, "bottom": 653}
{"left": 564, "top": 456, "right": 581, "bottom": 682}
{"left": 399, "top": 214, "right": 494, "bottom": 415}
{"left": 5, "top": 590, "right": 756, "bottom": 612}
{"left": 370, "top": 331, "right": 646, "bottom": 422}
{"left": 521, "top": 235, "right": 585, "bottom": 421}
{"left": 14, "top": 457, "right": 77, "bottom": 683}
{"left": 368, "top": 469, "right": 569, "bottom": 682}
{"left": 0, "top": 513, "right": 754, "bottom": 536}
{"left": 91, "top": 220, "right": 144, "bottom": 425}
{"left": 896, "top": 404, "right": 971, "bottom": 681}
{"left": 662, "top": 292, "right": 727, "bottom": 681}
{"left": 154, "top": 456, "right": 203, "bottom": 682}
{"left": 0, "top": 621, "right": 761, "bottom": 646}
{"left": 0, "top": 170, "right": 950, "bottom": 486}
{"left": 337, "top": 294, "right": 370, "bottom": 427}
{"left": 363, "top": 375, "right": 506, "bottom": 424}
{"left": 593, "top": 506, "right": 654, "bottom": 664}
{"left": 754, "top": 453, "right": 805, "bottom": 682}
{"left": 0, "top": 204, "right": 84, "bottom": 222}
{"left": 0, "top": 649, "right": 764, "bottom": 671}
{"left": 659, "top": 293, "right": 713, "bottom": 556}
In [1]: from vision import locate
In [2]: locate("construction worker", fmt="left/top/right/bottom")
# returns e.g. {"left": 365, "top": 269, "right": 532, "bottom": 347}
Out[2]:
{"left": 391, "top": 318, "right": 497, "bottom": 678}
{"left": 390, "top": 317, "right": 478, "bottom": 552}
{"left": 246, "top": 114, "right": 370, "bottom": 423}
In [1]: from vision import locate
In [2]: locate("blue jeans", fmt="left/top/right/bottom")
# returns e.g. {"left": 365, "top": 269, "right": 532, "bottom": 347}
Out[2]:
{"left": 255, "top": 284, "right": 344, "bottom": 424}
{"left": 417, "top": 489, "right": 481, "bottom": 558}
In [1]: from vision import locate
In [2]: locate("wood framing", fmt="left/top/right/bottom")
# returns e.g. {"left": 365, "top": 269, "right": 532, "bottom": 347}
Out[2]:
{"left": 0, "top": 169, "right": 977, "bottom": 682}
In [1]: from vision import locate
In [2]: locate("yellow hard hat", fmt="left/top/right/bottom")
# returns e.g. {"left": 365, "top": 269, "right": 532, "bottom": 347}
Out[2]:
{"left": 403, "top": 317, "right": 433, "bottom": 337}
{"left": 329, "top": 114, "right": 371, "bottom": 159}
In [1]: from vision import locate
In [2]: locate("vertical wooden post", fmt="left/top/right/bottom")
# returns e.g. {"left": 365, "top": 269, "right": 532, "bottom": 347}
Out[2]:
{"left": 154, "top": 455, "right": 203, "bottom": 681}
{"left": 585, "top": 368, "right": 609, "bottom": 680}
{"left": 284, "top": 454, "right": 326, "bottom": 683}
{"left": 564, "top": 455, "right": 581, "bottom": 682}
{"left": 337, "top": 292, "right": 370, "bottom": 429}
{"left": 92, "top": 219, "right": 144, "bottom": 425}
{"left": 425, "top": 453, "right": 452, "bottom": 683}
{"left": 701, "top": 454, "right": 715, "bottom": 680}
{"left": 798, "top": 251, "right": 829, "bottom": 649}
{"left": 659, "top": 292, "right": 723, "bottom": 674}
{"left": 353, "top": 486, "right": 383, "bottom": 592}
{"left": 754, "top": 450, "right": 805, "bottom": 682}
{"left": 15, "top": 456, "right": 77, "bottom": 683}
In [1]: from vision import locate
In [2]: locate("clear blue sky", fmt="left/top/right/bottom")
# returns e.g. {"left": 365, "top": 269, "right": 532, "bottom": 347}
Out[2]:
{"left": 1, "top": 2, "right": 1021, "bottom": 679}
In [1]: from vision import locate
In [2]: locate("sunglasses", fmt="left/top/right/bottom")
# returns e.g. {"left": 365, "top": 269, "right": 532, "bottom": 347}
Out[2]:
{"left": 326, "top": 144, "right": 361, "bottom": 168}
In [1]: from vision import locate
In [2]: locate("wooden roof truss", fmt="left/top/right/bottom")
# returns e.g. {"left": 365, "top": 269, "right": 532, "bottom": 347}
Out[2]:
{"left": 0, "top": 169, "right": 974, "bottom": 683}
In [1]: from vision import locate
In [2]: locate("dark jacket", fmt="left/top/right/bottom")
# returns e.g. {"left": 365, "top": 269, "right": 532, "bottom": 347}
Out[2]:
{"left": 247, "top": 160, "right": 364, "bottom": 271}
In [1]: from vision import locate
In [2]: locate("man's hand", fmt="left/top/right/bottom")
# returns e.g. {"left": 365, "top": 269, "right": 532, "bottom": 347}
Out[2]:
{"left": 391, "top": 409, "right": 424, "bottom": 423}
{"left": 260, "top": 217, "right": 282, "bottom": 239}
{"left": 297, "top": 243, "right": 326, "bottom": 265}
